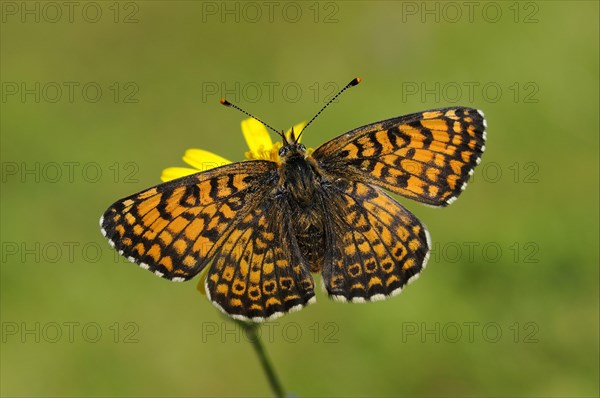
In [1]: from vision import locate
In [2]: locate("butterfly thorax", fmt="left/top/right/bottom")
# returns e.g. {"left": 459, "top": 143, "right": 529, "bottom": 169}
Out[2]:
{"left": 277, "top": 143, "right": 326, "bottom": 272}
{"left": 277, "top": 143, "right": 318, "bottom": 203}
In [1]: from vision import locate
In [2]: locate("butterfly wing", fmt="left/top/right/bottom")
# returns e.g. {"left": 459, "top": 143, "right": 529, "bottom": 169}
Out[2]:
{"left": 312, "top": 107, "right": 486, "bottom": 206}
{"left": 319, "top": 178, "right": 430, "bottom": 302}
{"left": 205, "top": 195, "right": 316, "bottom": 321}
{"left": 100, "top": 161, "right": 277, "bottom": 281}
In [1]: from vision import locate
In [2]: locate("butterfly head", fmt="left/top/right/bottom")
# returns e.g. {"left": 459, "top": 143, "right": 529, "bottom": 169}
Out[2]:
{"left": 278, "top": 142, "right": 306, "bottom": 162}
{"left": 221, "top": 77, "right": 362, "bottom": 164}
{"left": 277, "top": 127, "right": 306, "bottom": 161}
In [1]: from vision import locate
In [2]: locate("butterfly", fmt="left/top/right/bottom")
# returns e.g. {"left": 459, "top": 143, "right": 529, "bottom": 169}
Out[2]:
{"left": 100, "top": 78, "right": 487, "bottom": 322}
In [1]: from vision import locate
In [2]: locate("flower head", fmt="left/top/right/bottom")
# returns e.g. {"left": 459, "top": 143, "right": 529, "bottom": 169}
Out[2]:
{"left": 161, "top": 118, "right": 306, "bottom": 182}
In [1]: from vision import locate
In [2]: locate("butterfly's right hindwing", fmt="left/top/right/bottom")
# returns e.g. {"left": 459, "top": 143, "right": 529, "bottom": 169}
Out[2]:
{"left": 100, "top": 161, "right": 277, "bottom": 281}
{"left": 320, "top": 179, "right": 430, "bottom": 302}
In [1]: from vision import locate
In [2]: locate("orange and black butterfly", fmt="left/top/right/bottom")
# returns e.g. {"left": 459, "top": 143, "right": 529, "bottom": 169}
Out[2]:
{"left": 100, "top": 78, "right": 486, "bottom": 322}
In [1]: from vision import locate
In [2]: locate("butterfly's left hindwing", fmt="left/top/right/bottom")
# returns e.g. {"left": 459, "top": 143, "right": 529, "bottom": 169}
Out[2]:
{"left": 205, "top": 196, "right": 316, "bottom": 321}
{"left": 100, "top": 161, "right": 276, "bottom": 281}
{"left": 313, "top": 107, "right": 486, "bottom": 206}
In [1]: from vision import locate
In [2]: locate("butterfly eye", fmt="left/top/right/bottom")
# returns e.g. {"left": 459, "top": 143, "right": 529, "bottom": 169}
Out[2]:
{"left": 278, "top": 147, "right": 287, "bottom": 156}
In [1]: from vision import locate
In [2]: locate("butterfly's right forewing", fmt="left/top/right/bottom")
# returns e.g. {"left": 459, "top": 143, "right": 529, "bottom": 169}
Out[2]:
{"left": 313, "top": 107, "right": 486, "bottom": 206}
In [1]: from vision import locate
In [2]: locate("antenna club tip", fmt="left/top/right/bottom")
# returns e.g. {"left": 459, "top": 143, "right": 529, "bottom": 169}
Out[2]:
{"left": 351, "top": 77, "right": 361, "bottom": 86}
{"left": 220, "top": 98, "right": 231, "bottom": 106}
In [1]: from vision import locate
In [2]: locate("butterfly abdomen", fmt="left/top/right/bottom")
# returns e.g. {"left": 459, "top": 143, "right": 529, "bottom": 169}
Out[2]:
{"left": 295, "top": 220, "right": 325, "bottom": 273}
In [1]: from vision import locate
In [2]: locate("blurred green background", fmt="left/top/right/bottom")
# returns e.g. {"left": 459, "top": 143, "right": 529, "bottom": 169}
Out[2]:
{"left": 1, "top": 1, "right": 598, "bottom": 397}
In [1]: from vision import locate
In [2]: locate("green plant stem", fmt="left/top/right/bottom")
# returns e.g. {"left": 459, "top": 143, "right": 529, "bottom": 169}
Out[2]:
{"left": 235, "top": 320, "right": 285, "bottom": 398}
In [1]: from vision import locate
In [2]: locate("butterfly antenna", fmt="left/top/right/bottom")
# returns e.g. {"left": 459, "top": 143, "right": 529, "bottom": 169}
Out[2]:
{"left": 295, "top": 77, "right": 361, "bottom": 143}
{"left": 220, "top": 98, "right": 284, "bottom": 140}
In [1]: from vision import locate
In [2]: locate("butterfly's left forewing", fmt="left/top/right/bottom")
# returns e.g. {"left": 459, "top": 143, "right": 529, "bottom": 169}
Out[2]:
{"left": 100, "top": 161, "right": 277, "bottom": 281}
{"left": 313, "top": 107, "right": 486, "bottom": 206}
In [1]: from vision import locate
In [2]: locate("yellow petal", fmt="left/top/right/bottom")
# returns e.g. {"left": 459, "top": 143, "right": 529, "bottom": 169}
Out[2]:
{"left": 160, "top": 167, "right": 200, "bottom": 182}
{"left": 241, "top": 118, "right": 273, "bottom": 157}
{"left": 285, "top": 121, "right": 307, "bottom": 143}
{"left": 196, "top": 266, "right": 211, "bottom": 296}
{"left": 183, "top": 149, "right": 231, "bottom": 172}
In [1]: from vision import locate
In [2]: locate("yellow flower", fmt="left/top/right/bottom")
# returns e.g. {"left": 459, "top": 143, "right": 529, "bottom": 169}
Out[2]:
{"left": 160, "top": 118, "right": 306, "bottom": 295}
{"left": 160, "top": 118, "right": 306, "bottom": 182}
